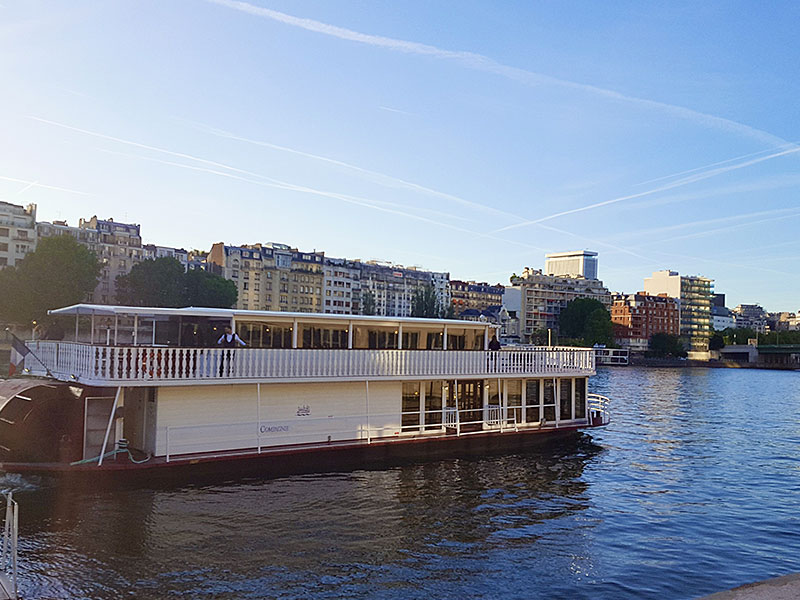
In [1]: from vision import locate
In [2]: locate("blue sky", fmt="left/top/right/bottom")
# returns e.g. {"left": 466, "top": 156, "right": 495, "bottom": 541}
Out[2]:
{"left": 1, "top": 1, "right": 799, "bottom": 310}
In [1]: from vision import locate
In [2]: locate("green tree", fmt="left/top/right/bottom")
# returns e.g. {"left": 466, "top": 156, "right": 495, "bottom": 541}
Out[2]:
{"left": 584, "top": 307, "right": 615, "bottom": 346}
{"left": 411, "top": 285, "right": 441, "bottom": 318}
{"left": 559, "top": 298, "right": 613, "bottom": 344}
{"left": 709, "top": 332, "right": 725, "bottom": 351}
{"left": 722, "top": 327, "right": 756, "bottom": 346}
{"left": 116, "top": 257, "right": 186, "bottom": 306}
{"left": 361, "top": 290, "right": 376, "bottom": 315}
{"left": 0, "top": 236, "right": 100, "bottom": 324}
{"left": 183, "top": 268, "right": 237, "bottom": 308}
{"left": 648, "top": 333, "right": 687, "bottom": 357}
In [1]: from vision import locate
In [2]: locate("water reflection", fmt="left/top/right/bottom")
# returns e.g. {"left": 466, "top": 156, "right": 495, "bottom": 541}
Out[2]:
{"left": 8, "top": 367, "right": 800, "bottom": 599}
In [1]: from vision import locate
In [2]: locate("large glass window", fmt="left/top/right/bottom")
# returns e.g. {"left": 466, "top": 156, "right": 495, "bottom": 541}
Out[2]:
{"left": 507, "top": 380, "right": 522, "bottom": 424}
{"left": 525, "top": 379, "right": 541, "bottom": 423}
{"left": 402, "top": 382, "right": 421, "bottom": 430}
{"left": 368, "top": 330, "right": 398, "bottom": 349}
{"left": 574, "top": 378, "right": 587, "bottom": 419}
{"left": 426, "top": 332, "right": 443, "bottom": 349}
{"left": 543, "top": 379, "right": 556, "bottom": 422}
{"left": 559, "top": 379, "right": 573, "bottom": 421}
{"left": 425, "top": 381, "right": 443, "bottom": 429}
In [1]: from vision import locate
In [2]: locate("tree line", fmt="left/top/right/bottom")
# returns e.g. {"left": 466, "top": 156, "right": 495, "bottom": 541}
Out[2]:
{"left": 0, "top": 237, "right": 237, "bottom": 326}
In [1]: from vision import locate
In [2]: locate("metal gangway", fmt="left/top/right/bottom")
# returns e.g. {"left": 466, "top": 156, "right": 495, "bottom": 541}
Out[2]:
{"left": 0, "top": 493, "right": 18, "bottom": 600}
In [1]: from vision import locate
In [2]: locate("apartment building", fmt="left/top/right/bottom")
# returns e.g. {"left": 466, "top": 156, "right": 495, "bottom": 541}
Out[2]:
{"left": 143, "top": 244, "right": 189, "bottom": 270}
{"left": 37, "top": 216, "right": 143, "bottom": 303}
{"left": 323, "top": 257, "right": 361, "bottom": 315}
{"left": 208, "top": 242, "right": 324, "bottom": 312}
{"left": 0, "top": 202, "right": 36, "bottom": 269}
{"left": 510, "top": 267, "right": 611, "bottom": 340}
{"left": 450, "top": 280, "right": 504, "bottom": 315}
{"left": 359, "top": 261, "right": 450, "bottom": 317}
{"left": 643, "top": 270, "right": 714, "bottom": 355}
{"left": 731, "top": 304, "right": 768, "bottom": 333}
{"left": 611, "top": 292, "right": 679, "bottom": 351}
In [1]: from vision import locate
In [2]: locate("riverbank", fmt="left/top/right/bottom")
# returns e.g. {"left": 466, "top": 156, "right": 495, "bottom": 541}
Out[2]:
{"left": 629, "top": 356, "right": 798, "bottom": 371}
{"left": 699, "top": 573, "right": 800, "bottom": 599}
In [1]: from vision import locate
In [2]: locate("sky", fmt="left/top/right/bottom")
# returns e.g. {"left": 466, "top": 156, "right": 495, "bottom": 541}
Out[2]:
{"left": 1, "top": 1, "right": 799, "bottom": 311}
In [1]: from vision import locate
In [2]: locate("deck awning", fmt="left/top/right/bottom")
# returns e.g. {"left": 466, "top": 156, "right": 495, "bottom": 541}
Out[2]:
{"left": 48, "top": 304, "right": 234, "bottom": 319}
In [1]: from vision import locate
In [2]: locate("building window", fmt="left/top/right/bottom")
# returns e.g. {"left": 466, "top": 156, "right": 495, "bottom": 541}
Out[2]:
{"left": 0, "top": 228, "right": 8, "bottom": 237}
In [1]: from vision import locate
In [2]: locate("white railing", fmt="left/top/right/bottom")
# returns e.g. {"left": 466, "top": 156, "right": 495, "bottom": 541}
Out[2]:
{"left": 23, "top": 342, "right": 595, "bottom": 385}
{"left": 587, "top": 393, "right": 611, "bottom": 426}
{"left": 0, "top": 492, "right": 18, "bottom": 600}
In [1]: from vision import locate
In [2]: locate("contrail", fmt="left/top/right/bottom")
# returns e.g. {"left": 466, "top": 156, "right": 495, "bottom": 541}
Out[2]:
{"left": 0, "top": 175, "right": 90, "bottom": 196}
{"left": 633, "top": 143, "right": 799, "bottom": 187}
{"left": 491, "top": 145, "right": 800, "bottom": 234}
{"left": 180, "top": 119, "right": 520, "bottom": 222}
{"left": 208, "top": 0, "right": 790, "bottom": 148}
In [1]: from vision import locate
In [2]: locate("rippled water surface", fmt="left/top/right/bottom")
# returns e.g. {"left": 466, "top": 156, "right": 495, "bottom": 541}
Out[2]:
{"left": 5, "top": 367, "right": 800, "bottom": 599}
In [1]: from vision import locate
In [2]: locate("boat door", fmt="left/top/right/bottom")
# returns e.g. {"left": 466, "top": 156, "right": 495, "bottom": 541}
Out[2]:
{"left": 453, "top": 380, "right": 483, "bottom": 430}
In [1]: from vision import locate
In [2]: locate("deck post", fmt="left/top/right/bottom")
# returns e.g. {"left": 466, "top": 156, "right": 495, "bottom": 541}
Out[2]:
{"left": 365, "top": 380, "right": 371, "bottom": 443}
{"left": 90, "top": 314, "right": 95, "bottom": 344}
{"left": 133, "top": 315, "right": 138, "bottom": 346}
{"left": 292, "top": 320, "right": 298, "bottom": 349}
{"left": 98, "top": 387, "right": 122, "bottom": 467}
{"left": 114, "top": 315, "right": 119, "bottom": 346}
{"left": 348, "top": 322, "right": 353, "bottom": 349}
{"left": 74, "top": 314, "right": 79, "bottom": 342}
{"left": 454, "top": 378, "right": 460, "bottom": 436}
{"left": 256, "top": 383, "right": 262, "bottom": 453}
{"left": 397, "top": 324, "right": 403, "bottom": 349}
{"left": 443, "top": 326, "right": 448, "bottom": 351}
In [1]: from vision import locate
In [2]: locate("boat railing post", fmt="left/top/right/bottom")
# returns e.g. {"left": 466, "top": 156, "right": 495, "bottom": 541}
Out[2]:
{"left": 98, "top": 387, "right": 122, "bottom": 467}
{"left": 11, "top": 494, "right": 17, "bottom": 599}
{"left": 454, "top": 378, "right": 460, "bottom": 436}
{"left": 166, "top": 426, "right": 171, "bottom": 463}
{"left": 365, "top": 380, "right": 371, "bottom": 444}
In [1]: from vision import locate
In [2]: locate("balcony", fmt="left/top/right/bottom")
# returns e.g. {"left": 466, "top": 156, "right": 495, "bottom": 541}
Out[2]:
{"left": 23, "top": 342, "right": 595, "bottom": 387}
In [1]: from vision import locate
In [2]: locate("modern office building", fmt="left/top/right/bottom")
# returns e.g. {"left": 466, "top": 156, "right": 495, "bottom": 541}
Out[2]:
{"left": 0, "top": 202, "right": 37, "bottom": 269}
{"left": 611, "top": 292, "right": 679, "bottom": 351}
{"left": 545, "top": 250, "right": 598, "bottom": 280}
{"left": 510, "top": 267, "right": 611, "bottom": 340}
{"left": 643, "top": 270, "right": 714, "bottom": 355}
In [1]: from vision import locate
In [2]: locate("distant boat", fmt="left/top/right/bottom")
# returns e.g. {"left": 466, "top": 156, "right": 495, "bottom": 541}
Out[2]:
{"left": 0, "top": 304, "right": 610, "bottom": 482}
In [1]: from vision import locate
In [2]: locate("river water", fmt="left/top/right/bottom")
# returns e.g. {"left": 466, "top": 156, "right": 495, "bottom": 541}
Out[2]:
{"left": 4, "top": 367, "right": 800, "bottom": 599}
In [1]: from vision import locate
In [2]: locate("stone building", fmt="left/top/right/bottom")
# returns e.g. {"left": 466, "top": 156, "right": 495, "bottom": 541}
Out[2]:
{"left": 358, "top": 261, "right": 450, "bottom": 317}
{"left": 450, "top": 280, "right": 504, "bottom": 316}
{"left": 208, "top": 242, "right": 324, "bottom": 312}
{"left": 0, "top": 202, "right": 36, "bottom": 269}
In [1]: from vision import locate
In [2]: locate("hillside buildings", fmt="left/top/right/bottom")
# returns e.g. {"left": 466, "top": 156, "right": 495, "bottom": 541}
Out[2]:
{"left": 643, "top": 270, "right": 713, "bottom": 356}
{"left": 358, "top": 261, "right": 450, "bottom": 318}
{"left": 611, "top": 292, "right": 679, "bottom": 351}
{"left": 0, "top": 202, "right": 36, "bottom": 269}
{"left": 731, "top": 304, "right": 768, "bottom": 333}
{"left": 510, "top": 265, "right": 611, "bottom": 341}
{"left": 545, "top": 250, "right": 598, "bottom": 280}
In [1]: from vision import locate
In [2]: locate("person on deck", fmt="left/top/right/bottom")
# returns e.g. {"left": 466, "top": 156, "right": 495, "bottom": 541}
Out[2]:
{"left": 488, "top": 334, "right": 501, "bottom": 351}
{"left": 217, "top": 326, "right": 246, "bottom": 376}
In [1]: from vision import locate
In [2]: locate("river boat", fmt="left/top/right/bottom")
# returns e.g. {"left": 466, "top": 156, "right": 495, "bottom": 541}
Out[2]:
{"left": 0, "top": 304, "right": 610, "bottom": 481}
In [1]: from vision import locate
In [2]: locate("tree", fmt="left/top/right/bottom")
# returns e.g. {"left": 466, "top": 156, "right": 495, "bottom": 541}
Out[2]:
{"left": 709, "top": 332, "right": 725, "bottom": 351}
{"left": 361, "top": 290, "right": 376, "bottom": 315}
{"left": 116, "top": 258, "right": 238, "bottom": 308}
{"left": 648, "top": 333, "right": 687, "bottom": 358}
{"left": 722, "top": 327, "right": 756, "bottom": 346}
{"left": 0, "top": 236, "right": 100, "bottom": 324}
{"left": 183, "top": 268, "right": 237, "bottom": 308}
{"left": 411, "top": 285, "right": 441, "bottom": 318}
{"left": 116, "top": 258, "right": 186, "bottom": 307}
{"left": 584, "top": 307, "right": 615, "bottom": 347}
{"left": 559, "top": 298, "right": 613, "bottom": 345}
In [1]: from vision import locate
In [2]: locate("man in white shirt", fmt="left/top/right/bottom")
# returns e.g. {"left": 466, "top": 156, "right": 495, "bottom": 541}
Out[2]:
{"left": 217, "top": 326, "right": 246, "bottom": 376}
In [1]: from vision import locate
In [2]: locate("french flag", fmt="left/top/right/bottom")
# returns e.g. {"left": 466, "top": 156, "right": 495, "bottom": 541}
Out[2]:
{"left": 8, "top": 333, "right": 30, "bottom": 377}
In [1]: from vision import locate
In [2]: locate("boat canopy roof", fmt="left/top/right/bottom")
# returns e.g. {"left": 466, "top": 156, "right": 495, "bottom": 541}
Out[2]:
{"left": 48, "top": 303, "right": 499, "bottom": 330}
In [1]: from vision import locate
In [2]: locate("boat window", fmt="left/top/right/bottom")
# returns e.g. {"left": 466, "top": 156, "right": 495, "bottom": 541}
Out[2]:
{"left": 448, "top": 333, "right": 466, "bottom": 350}
{"left": 525, "top": 379, "right": 541, "bottom": 423}
{"left": 507, "top": 380, "right": 522, "bottom": 423}
{"left": 424, "top": 381, "right": 443, "bottom": 429}
{"left": 402, "top": 331, "right": 419, "bottom": 350}
{"left": 488, "top": 379, "right": 500, "bottom": 406}
{"left": 574, "top": 378, "right": 587, "bottom": 419}
{"left": 402, "top": 382, "right": 421, "bottom": 430}
{"left": 559, "top": 379, "right": 573, "bottom": 420}
{"left": 368, "top": 329, "right": 398, "bottom": 349}
{"left": 543, "top": 379, "right": 556, "bottom": 422}
{"left": 426, "top": 332, "right": 443, "bottom": 350}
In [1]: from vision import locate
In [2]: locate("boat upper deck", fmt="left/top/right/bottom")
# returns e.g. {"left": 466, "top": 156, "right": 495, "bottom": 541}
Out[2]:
{"left": 21, "top": 304, "right": 595, "bottom": 386}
